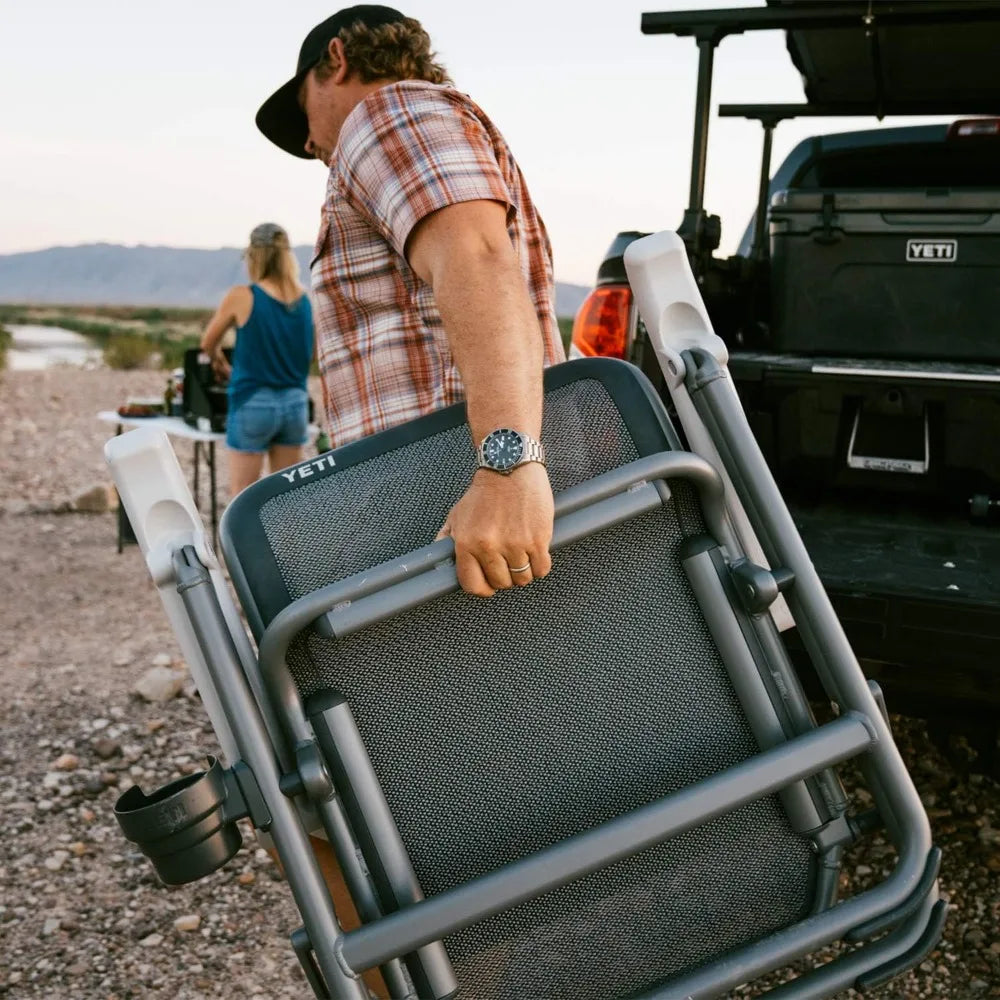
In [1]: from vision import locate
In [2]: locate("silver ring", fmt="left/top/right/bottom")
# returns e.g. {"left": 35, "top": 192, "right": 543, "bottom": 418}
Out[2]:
{"left": 508, "top": 561, "right": 532, "bottom": 574}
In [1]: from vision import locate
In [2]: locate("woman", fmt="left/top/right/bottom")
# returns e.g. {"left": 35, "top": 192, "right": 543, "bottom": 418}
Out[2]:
{"left": 200, "top": 222, "right": 314, "bottom": 496}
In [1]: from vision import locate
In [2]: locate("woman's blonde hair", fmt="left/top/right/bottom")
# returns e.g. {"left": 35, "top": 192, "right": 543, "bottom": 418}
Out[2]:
{"left": 314, "top": 16, "right": 451, "bottom": 86}
{"left": 243, "top": 223, "right": 302, "bottom": 298}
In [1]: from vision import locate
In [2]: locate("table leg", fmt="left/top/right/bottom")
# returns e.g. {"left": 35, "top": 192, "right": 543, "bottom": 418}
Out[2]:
{"left": 209, "top": 442, "right": 218, "bottom": 548}
{"left": 116, "top": 423, "right": 123, "bottom": 554}
{"left": 193, "top": 441, "right": 201, "bottom": 511}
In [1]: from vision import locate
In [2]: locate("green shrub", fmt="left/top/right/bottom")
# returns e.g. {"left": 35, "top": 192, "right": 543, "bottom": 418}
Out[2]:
{"left": 104, "top": 333, "right": 154, "bottom": 370}
{"left": 159, "top": 335, "right": 202, "bottom": 369}
{"left": 0, "top": 324, "right": 11, "bottom": 371}
{"left": 558, "top": 316, "right": 574, "bottom": 353}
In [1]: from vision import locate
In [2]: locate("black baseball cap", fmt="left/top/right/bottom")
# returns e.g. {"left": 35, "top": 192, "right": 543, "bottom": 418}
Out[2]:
{"left": 255, "top": 5, "right": 407, "bottom": 159}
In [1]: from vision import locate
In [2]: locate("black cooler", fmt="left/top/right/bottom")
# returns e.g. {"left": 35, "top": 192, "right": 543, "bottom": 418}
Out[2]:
{"left": 768, "top": 189, "right": 1000, "bottom": 361}
{"left": 182, "top": 347, "right": 230, "bottom": 434}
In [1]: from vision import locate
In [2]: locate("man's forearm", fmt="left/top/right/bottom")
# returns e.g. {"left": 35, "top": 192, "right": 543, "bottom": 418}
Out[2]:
{"left": 432, "top": 246, "right": 545, "bottom": 445}
{"left": 408, "top": 200, "right": 555, "bottom": 596}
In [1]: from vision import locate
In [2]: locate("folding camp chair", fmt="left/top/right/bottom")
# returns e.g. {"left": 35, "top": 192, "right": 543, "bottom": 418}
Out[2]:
{"left": 108, "top": 231, "right": 943, "bottom": 1000}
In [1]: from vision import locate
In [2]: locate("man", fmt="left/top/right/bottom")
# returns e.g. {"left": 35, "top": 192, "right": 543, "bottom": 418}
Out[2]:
{"left": 256, "top": 5, "right": 565, "bottom": 600}
{"left": 255, "top": 10, "right": 565, "bottom": 988}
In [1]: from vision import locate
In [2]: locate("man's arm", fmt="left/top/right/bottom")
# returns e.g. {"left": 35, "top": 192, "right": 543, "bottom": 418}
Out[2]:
{"left": 407, "top": 198, "right": 553, "bottom": 598}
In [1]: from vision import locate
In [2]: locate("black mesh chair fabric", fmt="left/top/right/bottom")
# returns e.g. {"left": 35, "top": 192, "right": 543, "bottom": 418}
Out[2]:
{"left": 223, "top": 361, "right": 817, "bottom": 999}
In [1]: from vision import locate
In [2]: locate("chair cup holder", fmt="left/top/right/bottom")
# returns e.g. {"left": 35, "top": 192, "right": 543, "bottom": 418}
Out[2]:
{"left": 114, "top": 755, "right": 243, "bottom": 885}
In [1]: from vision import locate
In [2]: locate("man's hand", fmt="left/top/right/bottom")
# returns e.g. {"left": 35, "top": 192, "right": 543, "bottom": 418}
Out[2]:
{"left": 438, "top": 463, "right": 554, "bottom": 597}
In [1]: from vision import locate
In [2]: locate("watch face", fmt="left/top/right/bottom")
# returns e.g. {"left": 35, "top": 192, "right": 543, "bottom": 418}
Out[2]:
{"left": 482, "top": 428, "right": 523, "bottom": 471}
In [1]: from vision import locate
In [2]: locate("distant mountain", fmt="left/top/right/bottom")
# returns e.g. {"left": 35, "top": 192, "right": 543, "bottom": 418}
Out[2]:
{"left": 0, "top": 243, "right": 590, "bottom": 319}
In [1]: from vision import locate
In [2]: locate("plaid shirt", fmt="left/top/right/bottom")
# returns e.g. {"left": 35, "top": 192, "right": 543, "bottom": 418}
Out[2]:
{"left": 311, "top": 81, "right": 565, "bottom": 447}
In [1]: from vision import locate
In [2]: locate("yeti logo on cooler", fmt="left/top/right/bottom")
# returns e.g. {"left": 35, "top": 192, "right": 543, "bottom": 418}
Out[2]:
{"left": 906, "top": 239, "right": 957, "bottom": 262}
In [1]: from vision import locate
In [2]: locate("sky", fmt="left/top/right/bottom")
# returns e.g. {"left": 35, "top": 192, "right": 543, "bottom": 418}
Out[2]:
{"left": 0, "top": 0, "right": 955, "bottom": 285}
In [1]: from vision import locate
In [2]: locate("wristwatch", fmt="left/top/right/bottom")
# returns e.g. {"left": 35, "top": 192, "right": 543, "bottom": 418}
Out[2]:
{"left": 476, "top": 428, "right": 546, "bottom": 474}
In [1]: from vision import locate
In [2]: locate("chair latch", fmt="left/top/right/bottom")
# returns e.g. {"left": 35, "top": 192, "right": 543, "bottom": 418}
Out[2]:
{"left": 729, "top": 559, "right": 795, "bottom": 616}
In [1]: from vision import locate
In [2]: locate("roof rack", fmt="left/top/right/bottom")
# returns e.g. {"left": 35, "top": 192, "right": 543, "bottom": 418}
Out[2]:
{"left": 641, "top": 3, "right": 1000, "bottom": 40}
{"left": 719, "top": 103, "right": 1000, "bottom": 127}
{"left": 642, "top": 2, "right": 1000, "bottom": 257}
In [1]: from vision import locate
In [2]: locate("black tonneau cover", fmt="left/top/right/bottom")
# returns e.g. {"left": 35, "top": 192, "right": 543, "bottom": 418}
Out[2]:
{"left": 769, "top": 0, "right": 1000, "bottom": 112}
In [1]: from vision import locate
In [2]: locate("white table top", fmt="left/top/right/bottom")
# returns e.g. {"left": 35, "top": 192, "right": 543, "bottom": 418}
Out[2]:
{"left": 97, "top": 410, "right": 225, "bottom": 443}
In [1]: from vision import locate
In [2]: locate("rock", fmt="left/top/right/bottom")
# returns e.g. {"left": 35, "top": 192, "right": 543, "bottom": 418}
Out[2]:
{"left": 978, "top": 823, "right": 1000, "bottom": 847}
{"left": 173, "top": 914, "right": 201, "bottom": 932}
{"left": 139, "top": 932, "right": 164, "bottom": 947}
{"left": 964, "top": 927, "right": 987, "bottom": 950}
{"left": 133, "top": 666, "right": 185, "bottom": 703}
{"left": 81, "top": 776, "right": 105, "bottom": 796}
{"left": 54, "top": 753, "right": 79, "bottom": 771}
{"left": 71, "top": 484, "right": 115, "bottom": 514}
{"left": 93, "top": 737, "right": 121, "bottom": 760}
{"left": 41, "top": 917, "right": 61, "bottom": 936}
{"left": 43, "top": 851, "right": 70, "bottom": 872}
{"left": 237, "top": 871, "right": 255, "bottom": 886}
{"left": 151, "top": 653, "right": 173, "bottom": 668}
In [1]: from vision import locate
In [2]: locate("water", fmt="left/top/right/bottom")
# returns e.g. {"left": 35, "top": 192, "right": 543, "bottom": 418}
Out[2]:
{"left": 5, "top": 324, "right": 104, "bottom": 371}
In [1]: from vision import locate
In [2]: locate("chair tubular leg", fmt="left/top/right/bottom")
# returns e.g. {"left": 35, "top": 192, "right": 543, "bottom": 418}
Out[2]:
{"left": 170, "top": 547, "right": 369, "bottom": 1000}
{"left": 680, "top": 536, "right": 827, "bottom": 835}
{"left": 336, "top": 714, "right": 875, "bottom": 975}
{"left": 308, "top": 795, "right": 417, "bottom": 999}
{"left": 307, "top": 690, "right": 458, "bottom": 1000}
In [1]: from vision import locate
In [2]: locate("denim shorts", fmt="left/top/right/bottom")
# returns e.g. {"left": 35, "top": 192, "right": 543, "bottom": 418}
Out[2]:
{"left": 226, "top": 387, "right": 309, "bottom": 453}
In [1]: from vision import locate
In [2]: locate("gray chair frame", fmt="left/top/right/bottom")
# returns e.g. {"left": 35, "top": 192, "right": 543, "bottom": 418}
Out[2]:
{"left": 107, "top": 233, "right": 942, "bottom": 1000}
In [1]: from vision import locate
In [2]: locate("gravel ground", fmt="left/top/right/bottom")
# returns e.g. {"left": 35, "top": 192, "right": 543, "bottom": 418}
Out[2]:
{"left": 1, "top": 366, "right": 998, "bottom": 999}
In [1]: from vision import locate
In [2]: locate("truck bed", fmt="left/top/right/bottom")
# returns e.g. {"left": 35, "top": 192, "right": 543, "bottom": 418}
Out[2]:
{"left": 788, "top": 499, "right": 1000, "bottom": 714}
{"left": 729, "top": 351, "right": 1000, "bottom": 386}
{"left": 792, "top": 501, "right": 1000, "bottom": 605}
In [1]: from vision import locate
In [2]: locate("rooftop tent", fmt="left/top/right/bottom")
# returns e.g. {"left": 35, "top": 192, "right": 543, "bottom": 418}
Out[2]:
{"left": 768, "top": 0, "right": 1000, "bottom": 112}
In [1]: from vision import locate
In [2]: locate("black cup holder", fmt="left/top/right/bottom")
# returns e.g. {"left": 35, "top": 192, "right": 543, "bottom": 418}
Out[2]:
{"left": 115, "top": 755, "right": 244, "bottom": 885}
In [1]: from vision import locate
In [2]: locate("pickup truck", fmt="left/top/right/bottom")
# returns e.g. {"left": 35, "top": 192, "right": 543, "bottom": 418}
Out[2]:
{"left": 570, "top": 1, "right": 1000, "bottom": 772}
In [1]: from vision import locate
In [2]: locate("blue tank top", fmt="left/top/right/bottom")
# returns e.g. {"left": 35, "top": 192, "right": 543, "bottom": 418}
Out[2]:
{"left": 228, "top": 285, "right": 314, "bottom": 409}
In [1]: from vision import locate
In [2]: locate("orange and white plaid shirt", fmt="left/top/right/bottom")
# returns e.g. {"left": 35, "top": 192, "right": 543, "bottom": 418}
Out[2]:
{"left": 311, "top": 80, "right": 565, "bottom": 447}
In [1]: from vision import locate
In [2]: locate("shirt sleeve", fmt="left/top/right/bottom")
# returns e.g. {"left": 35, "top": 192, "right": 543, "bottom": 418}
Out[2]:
{"left": 335, "top": 86, "right": 514, "bottom": 258}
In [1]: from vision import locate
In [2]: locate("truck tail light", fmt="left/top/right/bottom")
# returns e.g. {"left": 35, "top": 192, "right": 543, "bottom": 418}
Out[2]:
{"left": 569, "top": 285, "right": 632, "bottom": 360}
